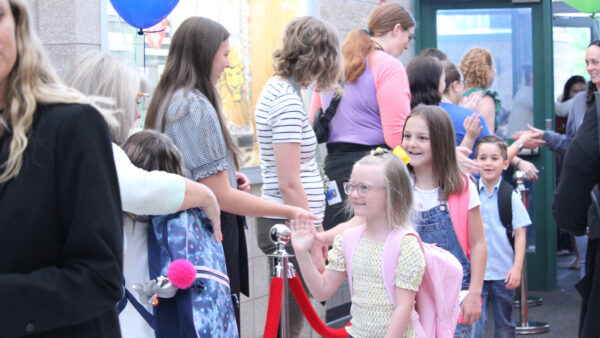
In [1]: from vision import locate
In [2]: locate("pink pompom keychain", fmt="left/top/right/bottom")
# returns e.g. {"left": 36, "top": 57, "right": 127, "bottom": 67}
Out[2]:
{"left": 167, "top": 259, "right": 196, "bottom": 289}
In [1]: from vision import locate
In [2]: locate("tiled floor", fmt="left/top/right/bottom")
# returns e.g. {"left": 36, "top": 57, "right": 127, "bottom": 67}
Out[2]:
{"left": 483, "top": 254, "right": 582, "bottom": 337}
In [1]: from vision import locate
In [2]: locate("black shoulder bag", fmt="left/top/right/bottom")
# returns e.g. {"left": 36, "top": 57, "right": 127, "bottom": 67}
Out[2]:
{"left": 312, "top": 94, "right": 341, "bottom": 144}
{"left": 586, "top": 92, "right": 600, "bottom": 240}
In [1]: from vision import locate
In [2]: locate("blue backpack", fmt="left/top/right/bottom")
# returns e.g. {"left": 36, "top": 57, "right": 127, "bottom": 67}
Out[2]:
{"left": 150, "top": 208, "right": 238, "bottom": 337}
{"left": 119, "top": 208, "right": 238, "bottom": 337}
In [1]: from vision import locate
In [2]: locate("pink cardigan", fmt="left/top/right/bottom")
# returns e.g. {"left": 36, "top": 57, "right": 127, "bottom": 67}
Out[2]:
{"left": 309, "top": 50, "right": 410, "bottom": 148}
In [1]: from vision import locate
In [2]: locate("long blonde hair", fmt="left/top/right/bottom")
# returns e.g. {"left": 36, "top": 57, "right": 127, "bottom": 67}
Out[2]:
{"left": 64, "top": 50, "right": 150, "bottom": 145}
{"left": 0, "top": 0, "right": 117, "bottom": 183}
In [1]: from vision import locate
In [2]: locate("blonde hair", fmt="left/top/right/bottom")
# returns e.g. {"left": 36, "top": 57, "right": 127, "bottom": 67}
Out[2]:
{"left": 272, "top": 16, "right": 343, "bottom": 92}
{"left": 460, "top": 47, "right": 494, "bottom": 89}
{"left": 351, "top": 148, "right": 413, "bottom": 230}
{"left": 0, "top": 0, "right": 116, "bottom": 183}
{"left": 343, "top": 3, "right": 414, "bottom": 82}
{"left": 64, "top": 50, "right": 150, "bottom": 145}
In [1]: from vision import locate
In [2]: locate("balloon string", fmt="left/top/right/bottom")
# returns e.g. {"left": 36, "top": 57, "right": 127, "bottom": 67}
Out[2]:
{"left": 143, "top": 31, "right": 146, "bottom": 71}
{"left": 118, "top": 17, "right": 128, "bottom": 51}
{"left": 134, "top": 31, "right": 138, "bottom": 65}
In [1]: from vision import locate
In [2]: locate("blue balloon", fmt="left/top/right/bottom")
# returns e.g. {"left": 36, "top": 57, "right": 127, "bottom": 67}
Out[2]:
{"left": 110, "top": 0, "right": 180, "bottom": 29}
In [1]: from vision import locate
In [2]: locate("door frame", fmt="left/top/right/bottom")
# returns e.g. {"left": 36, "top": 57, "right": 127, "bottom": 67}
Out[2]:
{"left": 414, "top": 0, "right": 556, "bottom": 290}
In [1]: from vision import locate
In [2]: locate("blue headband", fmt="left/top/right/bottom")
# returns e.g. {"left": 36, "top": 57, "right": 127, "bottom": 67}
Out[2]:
{"left": 364, "top": 28, "right": 371, "bottom": 36}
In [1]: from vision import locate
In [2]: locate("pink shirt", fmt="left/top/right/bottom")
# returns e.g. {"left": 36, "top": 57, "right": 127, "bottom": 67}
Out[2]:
{"left": 309, "top": 50, "right": 410, "bottom": 148}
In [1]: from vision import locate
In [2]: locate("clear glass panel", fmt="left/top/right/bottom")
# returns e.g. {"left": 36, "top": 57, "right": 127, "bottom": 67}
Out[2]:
{"left": 437, "top": 8, "right": 533, "bottom": 138}
{"left": 553, "top": 26, "right": 590, "bottom": 100}
{"left": 437, "top": 8, "right": 536, "bottom": 250}
{"left": 105, "top": 0, "right": 307, "bottom": 168}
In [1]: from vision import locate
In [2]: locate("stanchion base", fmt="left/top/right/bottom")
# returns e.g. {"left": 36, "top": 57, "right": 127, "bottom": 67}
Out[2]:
{"left": 514, "top": 296, "right": 543, "bottom": 308}
{"left": 516, "top": 321, "right": 551, "bottom": 335}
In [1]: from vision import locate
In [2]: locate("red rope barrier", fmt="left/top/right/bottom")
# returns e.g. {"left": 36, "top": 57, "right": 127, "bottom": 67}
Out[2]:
{"left": 263, "top": 277, "right": 283, "bottom": 338}
{"left": 288, "top": 275, "right": 349, "bottom": 338}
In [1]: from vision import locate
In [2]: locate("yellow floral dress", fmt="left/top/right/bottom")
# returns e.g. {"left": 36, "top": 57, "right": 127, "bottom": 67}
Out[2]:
{"left": 326, "top": 233, "right": 425, "bottom": 338}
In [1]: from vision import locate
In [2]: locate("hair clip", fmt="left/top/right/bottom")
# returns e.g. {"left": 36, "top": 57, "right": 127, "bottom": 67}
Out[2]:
{"left": 364, "top": 27, "right": 371, "bottom": 36}
{"left": 392, "top": 146, "right": 411, "bottom": 165}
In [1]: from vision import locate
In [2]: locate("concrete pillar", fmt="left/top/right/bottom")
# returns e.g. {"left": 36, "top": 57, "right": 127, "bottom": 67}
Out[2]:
{"left": 27, "top": 0, "right": 102, "bottom": 77}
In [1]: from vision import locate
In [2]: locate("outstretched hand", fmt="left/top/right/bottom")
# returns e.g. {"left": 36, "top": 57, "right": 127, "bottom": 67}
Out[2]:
{"left": 512, "top": 125, "right": 545, "bottom": 150}
{"left": 456, "top": 146, "right": 481, "bottom": 175}
{"left": 463, "top": 113, "right": 483, "bottom": 141}
{"left": 290, "top": 213, "right": 317, "bottom": 253}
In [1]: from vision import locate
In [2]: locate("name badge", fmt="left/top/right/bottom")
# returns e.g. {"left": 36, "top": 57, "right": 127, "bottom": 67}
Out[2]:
{"left": 325, "top": 180, "right": 342, "bottom": 206}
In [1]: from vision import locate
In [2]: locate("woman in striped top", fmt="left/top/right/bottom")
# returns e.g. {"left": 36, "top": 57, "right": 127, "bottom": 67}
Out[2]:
{"left": 254, "top": 16, "right": 343, "bottom": 337}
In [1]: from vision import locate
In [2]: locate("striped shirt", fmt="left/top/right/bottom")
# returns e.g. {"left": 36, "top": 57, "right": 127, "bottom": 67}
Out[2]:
{"left": 255, "top": 79, "right": 325, "bottom": 218}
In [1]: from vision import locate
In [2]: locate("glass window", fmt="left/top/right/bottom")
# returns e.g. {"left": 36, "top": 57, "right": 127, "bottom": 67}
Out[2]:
{"left": 553, "top": 26, "right": 590, "bottom": 101}
{"left": 105, "top": 0, "right": 307, "bottom": 168}
{"left": 437, "top": 8, "right": 533, "bottom": 138}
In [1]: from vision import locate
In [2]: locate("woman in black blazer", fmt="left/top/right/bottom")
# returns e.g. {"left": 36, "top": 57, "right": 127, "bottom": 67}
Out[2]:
{"left": 0, "top": 0, "right": 123, "bottom": 336}
{"left": 553, "top": 93, "right": 600, "bottom": 338}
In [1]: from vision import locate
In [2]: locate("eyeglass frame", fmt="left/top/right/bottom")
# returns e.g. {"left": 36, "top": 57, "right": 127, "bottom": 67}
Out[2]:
{"left": 343, "top": 182, "right": 386, "bottom": 196}
{"left": 401, "top": 25, "right": 416, "bottom": 42}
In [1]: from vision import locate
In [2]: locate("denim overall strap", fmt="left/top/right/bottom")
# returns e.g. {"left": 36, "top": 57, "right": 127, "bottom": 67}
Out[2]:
{"left": 415, "top": 202, "right": 471, "bottom": 289}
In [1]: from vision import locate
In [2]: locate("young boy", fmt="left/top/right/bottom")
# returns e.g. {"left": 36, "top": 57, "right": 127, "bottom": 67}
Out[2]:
{"left": 473, "top": 135, "right": 531, "bottom": 338}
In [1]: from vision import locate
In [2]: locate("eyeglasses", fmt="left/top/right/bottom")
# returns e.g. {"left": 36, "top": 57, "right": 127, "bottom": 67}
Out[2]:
{"left": 343, "top": 182, "right": 385, "bottom": 196}
{"left": 402, "top": 26, "right": 416, "bottom": 42}
{"left": 136, "top": 92, "right": 150, "bottom": 107}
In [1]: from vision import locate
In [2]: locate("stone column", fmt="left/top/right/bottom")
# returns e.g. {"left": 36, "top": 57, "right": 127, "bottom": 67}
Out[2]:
{"left": 27, "top": 0, "right": 102, "bottom": 77}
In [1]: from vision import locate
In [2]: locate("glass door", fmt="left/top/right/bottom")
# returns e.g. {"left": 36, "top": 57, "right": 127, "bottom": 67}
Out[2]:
{"left": 416, "top": 0, "right": 556, "bottom": 290}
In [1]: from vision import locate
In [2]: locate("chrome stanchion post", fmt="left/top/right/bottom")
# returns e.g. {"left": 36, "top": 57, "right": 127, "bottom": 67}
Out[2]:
{"left": 513, "top": 171, "right": 550, "bottom": 335}
{"left": 268, "top": 224, "right": 295, "bottom": 338}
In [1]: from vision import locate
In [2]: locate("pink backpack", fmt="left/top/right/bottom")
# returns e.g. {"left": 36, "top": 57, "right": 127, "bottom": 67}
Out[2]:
{"left": 342, "top": 226, "right": 463, "bottom": 338}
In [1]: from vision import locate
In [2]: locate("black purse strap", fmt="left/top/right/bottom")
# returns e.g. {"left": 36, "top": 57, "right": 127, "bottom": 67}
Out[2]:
{"left": 321, "top": 94, "right": 342, "bottom": 123}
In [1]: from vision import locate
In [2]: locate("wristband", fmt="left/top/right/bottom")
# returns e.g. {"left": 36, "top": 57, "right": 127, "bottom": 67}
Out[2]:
{"left": 515, "top": 158, "right": 522, "bottom": 168}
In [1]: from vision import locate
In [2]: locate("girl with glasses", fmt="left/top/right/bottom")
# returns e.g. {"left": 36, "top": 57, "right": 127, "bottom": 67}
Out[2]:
{"left": 291, "top": 149, "right": 425, "bottom": 337}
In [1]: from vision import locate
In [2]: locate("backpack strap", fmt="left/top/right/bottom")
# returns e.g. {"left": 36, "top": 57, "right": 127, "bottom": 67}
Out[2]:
{"left": 382, "top": 229, "right": 427, "bottom": 338}
{"left": 447, "top": 174, "right": 471, "bottom": 259}
{"left": 497, "top": 179, "right": 515, "bottom": 248}
{"left": 118, "top": 287, "right": 157, "bottom": 330}
{"left": 341, "top": 225, "right": 366, "bottom": 305}
{"left": 381, "top": 228, "right": 414, "bottom": 307}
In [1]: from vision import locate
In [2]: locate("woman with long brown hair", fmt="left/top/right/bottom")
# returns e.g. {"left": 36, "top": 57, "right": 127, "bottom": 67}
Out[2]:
{"left": 145, "top": 17, "right": 318, "bottom": 330}
{"left": 309, "top": 2, "right": 414, "bottom": 230}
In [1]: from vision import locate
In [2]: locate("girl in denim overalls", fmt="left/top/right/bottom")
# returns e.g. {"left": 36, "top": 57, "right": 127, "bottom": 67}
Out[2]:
{"left": 402, "top": 105, "right": 487, "bottom": 338}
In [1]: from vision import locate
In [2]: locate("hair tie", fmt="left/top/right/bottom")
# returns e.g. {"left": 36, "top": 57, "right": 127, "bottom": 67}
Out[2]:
{"left": 364, "top": 27, "right": 371, "bottom": 36}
